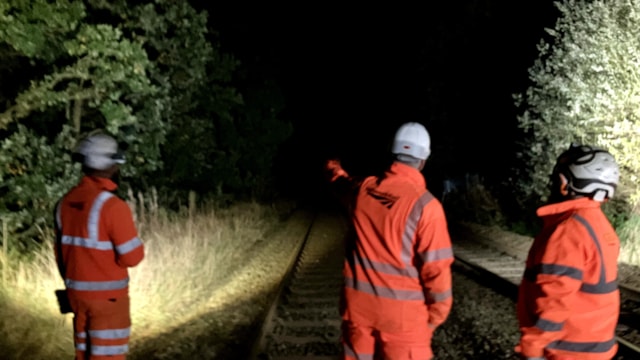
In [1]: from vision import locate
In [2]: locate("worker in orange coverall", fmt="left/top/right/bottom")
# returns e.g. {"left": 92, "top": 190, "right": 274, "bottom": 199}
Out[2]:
{"left": 54, "top": 131, "right": 145, "bottom": 360}
{"left": 516, "top": 143, "right": 621, "bottom": 360}
{"left": 325, "top": 122, "right": 454, "bottom": 360}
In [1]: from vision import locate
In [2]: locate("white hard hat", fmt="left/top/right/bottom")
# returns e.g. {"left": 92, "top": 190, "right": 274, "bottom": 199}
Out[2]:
{"left": 554, "top": 143, "right": 620, "bottom": 202}
{"left": 74, "top": 133, "right": 125, "bottom": 170}
{"left": 391, "top": 122, "right": 431, "bottom": 160}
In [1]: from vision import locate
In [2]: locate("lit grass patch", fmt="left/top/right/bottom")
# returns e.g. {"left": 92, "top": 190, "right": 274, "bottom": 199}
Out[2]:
{"left": 0, "top": 241, "right": 74, "bottom": 360}
{"left": 0, "top": 200, "right": 286, "bottom": 359}
{"left": 129, "top": 201, "right": 280, "bottom": 339}
{"left": 617, "top": 214, "right": 640, "bottom": 266}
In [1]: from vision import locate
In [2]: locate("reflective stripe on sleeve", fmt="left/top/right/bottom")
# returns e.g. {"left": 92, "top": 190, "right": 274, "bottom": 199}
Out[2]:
{"left": 419, "top": 247, "right": 454, "bottom": 263}
{"left": 534, "top": 317, "right": 564, "bottom": 332}
{"left": 116, "top": 237, "right": 143, "bottom": 255}
{"left": 581, "top": 280, "right": 618, "bottom": 294}
{"left": 524, "top": 264, "right": 583, "bottom": 282}
{"left": 426, "top": 289, "right": 452, "bottom": 303}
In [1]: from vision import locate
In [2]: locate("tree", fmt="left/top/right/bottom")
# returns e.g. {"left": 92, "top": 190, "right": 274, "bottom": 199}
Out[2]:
{"left": 0, "top": 0, "right": 232, "bottom": 247}
{"left": 514, "top": 0, "right": 640, "bottom": 214}
{"left": 0, "top": 0, "right": 156, "bottom": 245}
{"left": 86, "top": 0, "right": 236, "bottom": 183}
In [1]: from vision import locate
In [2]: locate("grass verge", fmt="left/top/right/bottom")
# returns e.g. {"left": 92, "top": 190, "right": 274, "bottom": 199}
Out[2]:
{"left": 0, "top": 199, "right": 297, "bottom": 360}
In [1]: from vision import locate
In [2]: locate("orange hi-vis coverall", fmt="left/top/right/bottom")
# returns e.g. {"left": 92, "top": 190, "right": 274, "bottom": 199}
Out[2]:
{"left": 517, "top": 197, "right": 620, "bottom": 360}
{"left": 329, "top": 161, "right": 454, "bottom": 360}
{"left": 55, "top": 176, "right": 144, "bottom": 360}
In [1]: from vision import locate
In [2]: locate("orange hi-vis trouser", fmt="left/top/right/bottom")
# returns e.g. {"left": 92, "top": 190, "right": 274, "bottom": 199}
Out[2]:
{"left": 70, "top": 296, "right": 131, "bottom": 360}
{"left": 341, "top": 320, "right": 434, "bottom": 360}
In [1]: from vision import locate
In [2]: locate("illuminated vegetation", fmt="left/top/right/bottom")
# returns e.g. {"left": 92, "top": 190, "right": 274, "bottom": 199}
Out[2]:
{"left": 0, "top": 198, "right": 300, "bottom": 360}
{"left": 514, "top": 0, "right": 640, "bottom": 212}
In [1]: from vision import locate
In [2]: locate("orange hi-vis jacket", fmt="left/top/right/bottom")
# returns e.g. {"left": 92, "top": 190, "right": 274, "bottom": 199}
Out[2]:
{"left": 331, "top": 162, "right": 454, "bottom": 332}
{"left": 517, "top": 197, "right": 620, "bottom": 359}
{"left": 55, "top": 176, "right": 144, "bottom": 300}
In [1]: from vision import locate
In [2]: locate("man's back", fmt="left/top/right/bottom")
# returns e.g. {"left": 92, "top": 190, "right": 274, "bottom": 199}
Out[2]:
{"left": 56, "top": 131, "right": 144, "bottom": 360}
{"left": 327, "top": 122, "right": 453, "bottom": 360}
{"left": 343, "top": 162, "right": 453, "bottom": 333}
{"left": 57, "top": 175, "right": 144, "bottom": 300}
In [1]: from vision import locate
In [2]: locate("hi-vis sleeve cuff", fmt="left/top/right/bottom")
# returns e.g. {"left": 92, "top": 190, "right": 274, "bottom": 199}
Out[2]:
{"left": 116, "top": 236, "right": 143, "bottom": 255}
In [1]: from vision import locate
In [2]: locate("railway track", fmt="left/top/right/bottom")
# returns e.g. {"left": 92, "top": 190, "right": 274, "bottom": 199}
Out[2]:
{"left": 251, "top": 212, "right": 346, "bottom": 360}
{"left": 250, "top": 213, "right": 640, "bottom": 359}
{"left": 451, "top": 229, "right": 640, "bottom": 360}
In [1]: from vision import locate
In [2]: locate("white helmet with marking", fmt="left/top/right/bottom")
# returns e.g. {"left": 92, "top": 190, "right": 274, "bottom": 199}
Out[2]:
{"left": 74, "top": 132, "right": 125, "bottom": 170}
{"left": 553, "top": 143, "right": 620, "bottom": 202}
{"left": 391, "top": 122, "right": 431, "bottom": 160}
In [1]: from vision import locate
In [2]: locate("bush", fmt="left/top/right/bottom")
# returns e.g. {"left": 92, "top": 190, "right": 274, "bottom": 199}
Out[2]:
{"left": 513, "top": 0, "right": 640, "bottom": 218}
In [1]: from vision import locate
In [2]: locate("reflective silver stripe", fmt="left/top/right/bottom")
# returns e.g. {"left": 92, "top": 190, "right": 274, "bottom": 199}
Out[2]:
{"left": 77, "top": 343, "right": 86, "bottom": 351}
{"left": 61, "top": 235, "right": 114, "bottom": 251}
{"left": 343, "top": 343, "right": 373, "bottom": 360}
{"left": 353, "top": 254, "right": 418, "bottom": 277}
{"left": 535, "top": 317, "right": 564, "bottom": 331}
{"left": 427, "top": 288, "right": 452, "bottom": 303}
{"left": 419, "top": 247, "right": 454, "bottom": 263}
{"left": 401, "top": 192, "right": 434, "bottom": 265}
{"left": 524, "top": 264, "right": 583, "bottom": 282}
{"left": 581, "top": 280, "right": 618, "bottom": 294}
{"left": 65, "top": 278, "right": 129, "bottom": 291}
{"left": 116, "top": 237, "right": 143, "bottom": 255}
{"left": 89, "top": 327, "right": 130, "bottom": 339}
{"left": 88, "top": 192, "right": 114, "bottom": 241}
{"left": 573, "top": 214, "right": 619, "bottom": 295}
{"left": 59, "top": 191, "right": 115, "bottom": 251}
{"left": 91, "top": 344, "right": 129, "bottom": 356}
{"left": 547, "top": 337, "right": 616, "bottom": 353}
{"left": 345, "top": 276, "right": 424, "bottom": 301}
{"left": 78, "top": 328, "right": 130, "bottom": 339}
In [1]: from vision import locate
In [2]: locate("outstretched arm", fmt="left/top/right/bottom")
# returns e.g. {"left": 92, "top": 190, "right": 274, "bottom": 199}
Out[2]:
{"left": 324, "top": 159, "right": 362, "bottom": 211}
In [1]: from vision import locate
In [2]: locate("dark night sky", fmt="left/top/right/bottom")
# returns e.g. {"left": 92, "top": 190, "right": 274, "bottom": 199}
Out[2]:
{"left": 196, "top": 2, "right": 560, "bottom": 200}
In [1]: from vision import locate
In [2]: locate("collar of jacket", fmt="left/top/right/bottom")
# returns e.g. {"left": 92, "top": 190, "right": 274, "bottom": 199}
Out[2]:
{"left": 536, "top": 197, "right": 600, "bottom": 219}
{"left": 79, "top": 175, "right": 118, "bottom": 192}
{"left": 386, "top": 161, "right": 426, "bottom": 188}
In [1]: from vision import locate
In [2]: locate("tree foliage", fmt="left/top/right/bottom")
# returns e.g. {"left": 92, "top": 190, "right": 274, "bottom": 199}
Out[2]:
{"left": 0, "top": 0, "right": 236, "bottom": 246}
{"left": 0, "top": 0, "right": 293, "bottom": 248}
{"left": 514, "top": 0, "right": 640, "bottom": 213}
{"left": 0, "top": 0, "right": 157, "bottom": 245}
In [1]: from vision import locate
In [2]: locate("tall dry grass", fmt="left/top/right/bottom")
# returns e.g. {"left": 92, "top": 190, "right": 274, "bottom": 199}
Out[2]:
{"left": 617, "top": 214, "right": 640, "bottom": 266}
{"left": 0, "top": 192, "right": 292, "bottom": 360}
